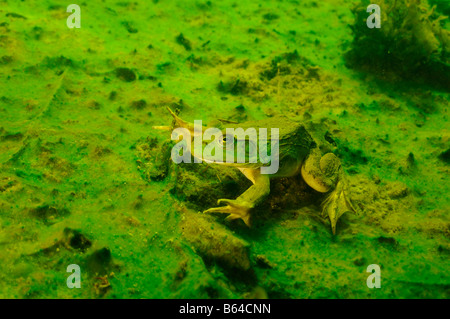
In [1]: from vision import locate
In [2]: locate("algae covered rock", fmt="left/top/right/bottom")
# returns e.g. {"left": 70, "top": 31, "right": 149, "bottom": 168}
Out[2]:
{"left": 171, "top": 161, "right": 249, "bottom": 212}
{"left": 29, "top": 205, "right": 71, "bottom": 226}
{"left": 181, "top": 210, "right": 251, "bottom": 271}
{"left": 86, "top": 247, "right": 113, "bottom": 276}
{"left": 134, "top": 134, "right": 249, "bottom": 211}
{"left": 346, "top": 0, "right": 450, "bottom": 89}
{"left": 134, "top": 137, "right": 172, "bottom": 182}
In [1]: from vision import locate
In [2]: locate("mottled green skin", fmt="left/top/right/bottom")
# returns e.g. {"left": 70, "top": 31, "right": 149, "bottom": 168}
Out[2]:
{"left": 207, "top": 117, "right": 317, "bottom": 176}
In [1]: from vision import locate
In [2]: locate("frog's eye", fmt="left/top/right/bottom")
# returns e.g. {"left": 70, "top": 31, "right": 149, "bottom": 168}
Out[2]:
{"left": 219, "top": 134, "right": 235, "bottom": 148}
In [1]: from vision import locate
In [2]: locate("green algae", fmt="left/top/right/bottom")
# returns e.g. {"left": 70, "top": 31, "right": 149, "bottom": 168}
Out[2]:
{"left": 345, "top": 0, "right": 450, "bottom": 90}
{"left": 0, "top": 0, "right": 449, "bottom": 299}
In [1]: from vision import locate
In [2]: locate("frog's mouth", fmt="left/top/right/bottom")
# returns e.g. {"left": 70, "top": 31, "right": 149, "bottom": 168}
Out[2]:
{"left": 201, "top": 134, "right": 263, "bottom": 167}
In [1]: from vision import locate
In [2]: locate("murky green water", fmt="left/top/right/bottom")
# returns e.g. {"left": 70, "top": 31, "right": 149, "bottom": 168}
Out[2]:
{"left": 0, "top": 0, "right": 449, "bottom": 298}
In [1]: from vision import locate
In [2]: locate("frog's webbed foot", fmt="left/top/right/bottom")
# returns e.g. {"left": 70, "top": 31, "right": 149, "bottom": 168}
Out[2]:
{"left": 321, "top": 176, "right": 356, "bottom": 235}
{"left": 204, "top": 199, "right": 253, "bottom": 226}
{"left": 301, "top": 148, "right": 356, "bottom": 234}
{"left": 204, "top": 168, "right": 270, "bottom": 227}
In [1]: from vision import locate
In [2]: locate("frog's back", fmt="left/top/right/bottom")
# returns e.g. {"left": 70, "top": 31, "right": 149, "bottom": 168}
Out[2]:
{"left": 230, "top": 116, "right": 316, "bottom": 163}
{"left": 273, "top": 116, "right": 316, "bottom": 163}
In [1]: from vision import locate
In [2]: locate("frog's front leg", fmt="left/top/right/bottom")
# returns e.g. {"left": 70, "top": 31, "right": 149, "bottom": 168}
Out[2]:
{"left": 204, "top": 168, "right": 270, "bottom": 226}
{"left": 301, "top": 148, "right": 355, "bottom": 234}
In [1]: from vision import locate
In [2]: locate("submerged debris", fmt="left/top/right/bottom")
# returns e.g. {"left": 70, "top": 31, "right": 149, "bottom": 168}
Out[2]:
{"left": 181, "top": 211, "right": 251, "bottom": 271}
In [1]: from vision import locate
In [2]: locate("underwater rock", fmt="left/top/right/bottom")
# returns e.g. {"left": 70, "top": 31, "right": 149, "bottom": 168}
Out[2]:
{"left": 28, "top": 241, "right": 63, "bottom": 258}
{"left": 243, "top": 286, "right": 268, "bottom": 299}
{"left": 262, "top": 13, "right": 280, "bottom": 21}
{"left": 171, "top": 259, "right": 188, "bottom": 290}
{"left": 438, "top": 148, "right": 450, "bottom": 164}
{"left": 353, "top": 257, "right": 367, "bottom": 267}
{"left": 130, "top": 99, "right": 147, "bottom": 110}
{"left": 121, "top": 21, "right": 138, "bottom": 33}
{"left": 86, "top": 247, "right": 113, "bottom": 276}
{"left": 398, "top": 152, "right": 417, "bottom": 175}
{"left": 92, "top": 146, "right": 112, "bottom": 158}
{"left": 30, "top": 205, "right": 71, "bottom": 226}
{"left": 87, "top": 100, "right": 101, "bottom": 110}
{"left": 0, "top": 130, "right": 23, "bottom": 141}
{"left": 63, "top": 228, "right": 92, "bottom": 252}
{"left": 377, "top": 236, "right": 399, "bottom": 251}
{"left": 115, "top": 67, "right": 136, "bottom": 82}
{"left": 217, "top": 78, "right": 248, "bottom": 96}
{"left": 0, "top": 177, "right": 18, "bottom": 192}
{"left": 27, "top": 228, "right": 92, "bottom": 257}
{"left": 437, "top": 244, "right": 450, "bottom": 255}
{"left": 43, "top": 56, "right": 73, "bottom": 69}
{"left": 255, "top": 255, "right": 275, "bottom": 269}
{"left": 171, "top": 161, "right": 247, "bottom": 211}
{"left": 181, "top": 211, "right": 251, "bottom": 271}
{"left": 6, "top": 12, "right": 27, "bottom": 19}
{"left": 176, "top": 33, "right": 192, "bottom": 51}
{"left": 415, "top": 209, "right": 450, "bottom": 238}
{"left": 109, "top": 91, "right": 117, "bottom": 101}
{"left": 135, "top": 138, "right": 172, "bottom": 182}
{"left": 387, "top": 182, "right": 409, "bottom": 199}
{"left": 136, "top": 127, "right": 248, "bottom": 210}
{"left": 0, "top": 55, "right": 13, "bottom": 65}
{"left": 259, "top": 50, "right": 304, "bottom": 80}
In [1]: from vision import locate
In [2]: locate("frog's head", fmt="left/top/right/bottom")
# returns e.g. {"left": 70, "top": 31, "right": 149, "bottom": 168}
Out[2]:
{"left": 153, "top": 108, "right": 277, "bottom": 171}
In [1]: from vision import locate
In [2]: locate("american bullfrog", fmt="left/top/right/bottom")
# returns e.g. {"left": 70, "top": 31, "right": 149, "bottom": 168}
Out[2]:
{"left": 154, "top": 107, "right": 355, "bottom": 234}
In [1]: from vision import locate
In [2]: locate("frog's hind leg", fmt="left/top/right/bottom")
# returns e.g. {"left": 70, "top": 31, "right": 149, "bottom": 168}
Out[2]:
{"left": 301, "top": 149, "right": 355, "bottom": 234}
{"left": 301, "top": 148, "right": 340, "bottom": 193}
{"left": 204, "top": 168, "right": 270, "bottom": 226}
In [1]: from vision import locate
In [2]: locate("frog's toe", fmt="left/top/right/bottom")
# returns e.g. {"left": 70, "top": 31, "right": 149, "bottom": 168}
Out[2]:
{"left": 203, "top": 205, "right": 233, "bottom": 214}
{"left": 204, "top": 199, "right": 252, "bottom": 226}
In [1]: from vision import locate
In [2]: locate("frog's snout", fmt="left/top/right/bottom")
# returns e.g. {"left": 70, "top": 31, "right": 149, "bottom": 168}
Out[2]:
{"left": 152, "top": 107, "right": 192, "bottom": 132}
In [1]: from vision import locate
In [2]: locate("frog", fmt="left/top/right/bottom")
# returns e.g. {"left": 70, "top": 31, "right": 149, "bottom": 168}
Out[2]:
{"left": 154, "top": 107, "right": 356, "bottom": 234}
